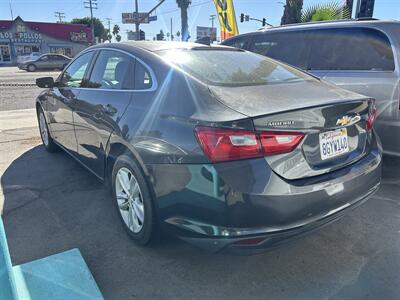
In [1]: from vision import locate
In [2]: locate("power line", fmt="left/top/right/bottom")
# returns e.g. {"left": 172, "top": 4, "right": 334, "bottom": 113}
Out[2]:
{"left": 54, "top": 11, "right": 65, "bottom": 23}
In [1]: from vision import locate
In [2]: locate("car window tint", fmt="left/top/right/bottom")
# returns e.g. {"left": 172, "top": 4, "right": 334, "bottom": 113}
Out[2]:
{"left": 135, "top": 61, "right": 153, "bottom": 90}
{"left": 41, "top": 55, "right": 49, "bottom": 61}
{"left": 251, "top": 32, "right": 310, "bottom": 69}
{"left": 223, "top": 37, "right": 247, "bottom": 49}
{"left": 60, "top": 51, "right": 93, "bottom": 88}
{"left": 88, "top": 50, "right": 134, "bottom": 90}
{"left": 308, "top": 28, "right": 395, "bottom": 71}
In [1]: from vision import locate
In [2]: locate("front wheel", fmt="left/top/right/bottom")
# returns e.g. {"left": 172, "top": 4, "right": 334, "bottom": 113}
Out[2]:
{"left": 112, "top": 155, "right": 158, "bottom": 245}
{"left": 37, "top": 107, "right": 58, "bottom": 152}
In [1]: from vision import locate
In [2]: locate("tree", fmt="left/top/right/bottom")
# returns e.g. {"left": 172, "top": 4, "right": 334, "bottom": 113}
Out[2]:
{"left": 156, "top": 30, "right": 165, "bottom": 41}
{"left": 281, "top": 0, "right": 303, "bottom": 25}
{"left": 301, "top": 1, "right": 351, "bottom": 23}
{"left": 71, "top": 17, "right": 107, "bottom": 41}
{"left": 112, "top": 24, "right": 122, "bottom": 42}
{"left": 176, "top": 0, "right": 191, "bottom": 41}
{"left": 344, "top": 0, "right": 353, "bottom": 18}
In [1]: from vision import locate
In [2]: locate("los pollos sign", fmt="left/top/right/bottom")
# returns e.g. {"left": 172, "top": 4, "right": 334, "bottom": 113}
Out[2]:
{"left": 0, "top": 31, "right": 42, "bottom": 43}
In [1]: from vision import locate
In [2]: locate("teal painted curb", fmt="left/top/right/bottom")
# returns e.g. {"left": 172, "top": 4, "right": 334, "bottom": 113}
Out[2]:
{"left": 1, "top": 217, "right": 103, "bottom": 300}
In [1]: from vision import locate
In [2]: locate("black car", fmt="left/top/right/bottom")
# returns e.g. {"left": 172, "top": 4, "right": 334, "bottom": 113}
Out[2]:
{"left": 35, "top": 41, "right": 381, "bottom": 253}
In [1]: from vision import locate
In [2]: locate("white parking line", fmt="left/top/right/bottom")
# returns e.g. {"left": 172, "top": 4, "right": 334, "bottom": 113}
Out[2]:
{"left": 0, "top": 109, "right": 37, "bottom": 131}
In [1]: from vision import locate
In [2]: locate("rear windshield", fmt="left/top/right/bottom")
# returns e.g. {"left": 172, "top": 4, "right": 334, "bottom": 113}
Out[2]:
{"left": 158, "top": 48, "right": 317, "bottom": 87}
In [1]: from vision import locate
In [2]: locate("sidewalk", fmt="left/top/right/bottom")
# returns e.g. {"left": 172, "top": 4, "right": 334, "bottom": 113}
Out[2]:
{"left": 0, "top": 109, "right": 37, "bottom": 131}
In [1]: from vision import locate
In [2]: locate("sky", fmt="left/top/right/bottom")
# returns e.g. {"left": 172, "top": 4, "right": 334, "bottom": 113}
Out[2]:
{"left": 0, "top": 0, "right": 399, "bottom": 41}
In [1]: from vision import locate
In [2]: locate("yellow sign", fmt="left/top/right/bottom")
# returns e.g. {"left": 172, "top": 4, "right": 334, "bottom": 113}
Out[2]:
{"left": 213, "top": 0, "right": 239, "bottom": 41}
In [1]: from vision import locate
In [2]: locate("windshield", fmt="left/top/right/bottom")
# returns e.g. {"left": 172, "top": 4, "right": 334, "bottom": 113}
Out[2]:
{"left": 158, "top": 48, "right": 316, "bottom": 87}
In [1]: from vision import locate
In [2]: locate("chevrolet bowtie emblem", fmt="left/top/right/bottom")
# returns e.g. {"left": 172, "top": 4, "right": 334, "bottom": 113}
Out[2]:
{"left": 336, "top": 115, "right": 361, "bottom": 126}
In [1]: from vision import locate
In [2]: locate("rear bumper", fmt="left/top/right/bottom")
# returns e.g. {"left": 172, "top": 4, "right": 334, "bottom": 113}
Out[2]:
{"left": 175, "top": 182, "right": 378, "bottom": 254}
{"left": 148, "top": 132, "right": 382, "bottom": 254}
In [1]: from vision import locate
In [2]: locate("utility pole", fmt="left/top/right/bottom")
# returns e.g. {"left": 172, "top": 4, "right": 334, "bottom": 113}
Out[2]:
{"left": 54, "top": 11, "right": 65, "bottom": 23}
{"left": 135, "top": 0, "right": 140, "bottom": 40}
{"left": 170, "top": 18, "right": 173, "bottom": 41}
{"left": 9, "top": 0, "right": 13, "bottom": 20}
{"left": 210, "top": 14, "right": 216, "bottom": 42}
{"left": 134, "top": 0, "right": 167, "bottom": 41}
{"left": 84, "top": 0, "right": 98, "bottom": 43}
{"left": 105, "top": 18, "right": 112, "bottom": 42}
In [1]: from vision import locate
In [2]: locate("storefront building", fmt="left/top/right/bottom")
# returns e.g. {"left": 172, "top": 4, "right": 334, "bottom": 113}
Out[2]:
{"left": 0, "top": 16, "right": 93, "bottom": 65}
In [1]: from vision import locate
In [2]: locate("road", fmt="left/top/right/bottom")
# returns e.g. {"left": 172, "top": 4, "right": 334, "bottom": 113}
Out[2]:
{"left": 0, "top": 67, "right": 60, "bottom": 111}
{"left": 0, "top": 67, "right": 399, "bottom": 299}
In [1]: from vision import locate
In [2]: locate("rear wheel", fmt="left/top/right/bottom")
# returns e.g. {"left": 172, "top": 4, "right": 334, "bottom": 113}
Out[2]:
{"left": 37, "top": 107, "right": 58, "bottom": 152}
{"left": 27, "top": 64, "right": 36, "bottom": 72}
{"left": 112, "top": 155, "right": 157, "bottom": 245}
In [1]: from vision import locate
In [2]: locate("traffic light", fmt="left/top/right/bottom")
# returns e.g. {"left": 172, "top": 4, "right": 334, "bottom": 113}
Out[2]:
{"left": 240, "top": 13, "right": 244, "bottom": 23}
{"left": 262, "top": 18, "right": 266, "bottom": 26}
{"left": 356, "top": 0, "right": 375, "bottom": 18}
{"left": 140, "top": 30, "right": 145, "bottom": 40}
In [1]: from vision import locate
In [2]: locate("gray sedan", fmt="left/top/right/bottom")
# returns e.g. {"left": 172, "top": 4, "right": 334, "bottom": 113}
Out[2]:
{"left": 35, "top": 42, "right": 382, "bottom": 253}
{"left": 18, "top": 54, "right": 71, "bottom": 72}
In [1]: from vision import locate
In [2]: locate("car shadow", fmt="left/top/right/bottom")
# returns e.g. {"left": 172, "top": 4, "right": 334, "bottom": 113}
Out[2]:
{"left": 1, "top": 145, "right": 400, "bottom": 299}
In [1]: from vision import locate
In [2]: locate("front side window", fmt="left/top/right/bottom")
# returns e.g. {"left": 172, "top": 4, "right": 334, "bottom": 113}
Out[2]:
{"left": 60, "top": 51, "right": 93, "bottom": 88}
{"left": 308, "top": 28, "right": 395, "bottom": 71}
{"left": 88, "top": 50, "right": 134, "bottom": 90}
{"left": 159, "top": 48, "right": 316, "bottom": 87}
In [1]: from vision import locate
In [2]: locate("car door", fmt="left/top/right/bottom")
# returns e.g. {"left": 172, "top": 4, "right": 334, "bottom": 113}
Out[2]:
{"left": 307, "top": 27, "right": 399, "bottom": 154}
{"left": 73, "top": 49, "right": 135, "bottom": 178}
{"left": 46, "top": 51, "right": 95, "bottom": 154}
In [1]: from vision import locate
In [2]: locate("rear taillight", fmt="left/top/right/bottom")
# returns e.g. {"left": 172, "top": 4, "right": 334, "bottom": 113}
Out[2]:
{"left": 194, "top": 127, "right": 262, "bottom": 163}
{"left": 259, "top": 132, "right": 305, "bottom": 155}
{"left": 195, "top": 127, "right": 304, "bottom": 163}
{"left": 367, "top": 99, "right": 377, "bottom": 130}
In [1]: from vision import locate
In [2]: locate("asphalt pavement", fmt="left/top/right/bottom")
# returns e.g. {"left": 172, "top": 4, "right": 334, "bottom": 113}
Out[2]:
{"left": 0, "top": 67, "right": 399, "bottom": 300}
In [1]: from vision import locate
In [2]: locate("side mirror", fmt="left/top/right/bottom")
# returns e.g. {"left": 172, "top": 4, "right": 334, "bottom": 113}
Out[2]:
{"left": 36, "top": 77, "right": 55, "bottom": 88}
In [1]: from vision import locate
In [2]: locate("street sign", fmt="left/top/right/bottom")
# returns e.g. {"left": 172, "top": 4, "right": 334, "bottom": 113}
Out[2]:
{"left": 122, "top": 12, "right": 149, "bottom": 24}
{"left": 196, "top": 26, "right": 217, "bottom": 42}
{"left": 149, "top": 15, "right": 157, "bottom": 22}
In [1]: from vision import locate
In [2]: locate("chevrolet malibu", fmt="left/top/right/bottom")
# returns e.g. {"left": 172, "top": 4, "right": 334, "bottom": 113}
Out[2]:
{"left": 35, "top": 42, "right": 382, "bottom": 253}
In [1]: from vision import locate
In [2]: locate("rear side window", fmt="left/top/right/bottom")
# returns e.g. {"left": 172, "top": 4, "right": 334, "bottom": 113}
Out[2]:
{"left": 308, "top": 28, "right": 395, "bottom": 71}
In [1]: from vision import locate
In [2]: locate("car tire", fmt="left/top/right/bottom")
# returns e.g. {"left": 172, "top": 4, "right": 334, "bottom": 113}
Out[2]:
{"left": 112, "top": 155, "right": 158, "bottom": 245}
{"left": 27, "top": 64, "right": 36, "bottom": 72}
{"left": 37, "top": 107, "right": 58, "bottom": 152}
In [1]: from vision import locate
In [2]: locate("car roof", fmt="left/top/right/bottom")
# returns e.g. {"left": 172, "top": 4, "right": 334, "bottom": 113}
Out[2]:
{"left": 97, "top": 41, "right": 232, "bottom": 53}
{"left": 225, "top": 19, "right": 400, "bottom": 39}
{"left": 259, "top": 18, "right": 400, "bottom": 32}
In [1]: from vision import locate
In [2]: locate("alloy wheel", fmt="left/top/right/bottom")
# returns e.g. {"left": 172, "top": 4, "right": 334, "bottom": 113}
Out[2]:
{"left": 39, "top": 111, "right": 49, "bottom": 146}
{"left": 115, "top": 167, "right": 145, "bottom": 233}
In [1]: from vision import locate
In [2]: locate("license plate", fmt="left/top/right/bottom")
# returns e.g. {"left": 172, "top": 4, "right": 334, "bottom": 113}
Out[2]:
{"left": 319, "top": 128, "right": 349, "bottom": 160}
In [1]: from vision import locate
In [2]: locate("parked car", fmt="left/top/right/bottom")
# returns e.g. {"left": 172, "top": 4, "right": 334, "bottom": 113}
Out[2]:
{"left": 18, "top": 53, "right": 71, "bottom": 72}
{"left": 222, "top": 19, "right": 400, "bottom": 156}
{"left": 17, "top": 52, "right": 40, "bottom": 64}
{"left": 35, "top": 42, "right": 382, "bottom": 253}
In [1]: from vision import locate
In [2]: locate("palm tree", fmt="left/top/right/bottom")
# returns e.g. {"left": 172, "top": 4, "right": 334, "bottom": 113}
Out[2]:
{"left": 176, "top": 0, "right": 191, "bottom": 41}
{"left": 301, "top": 1, "right": 351, "bottom": 23}
{"left": 281, "top": 0, "right": 303, "bottom": 25}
